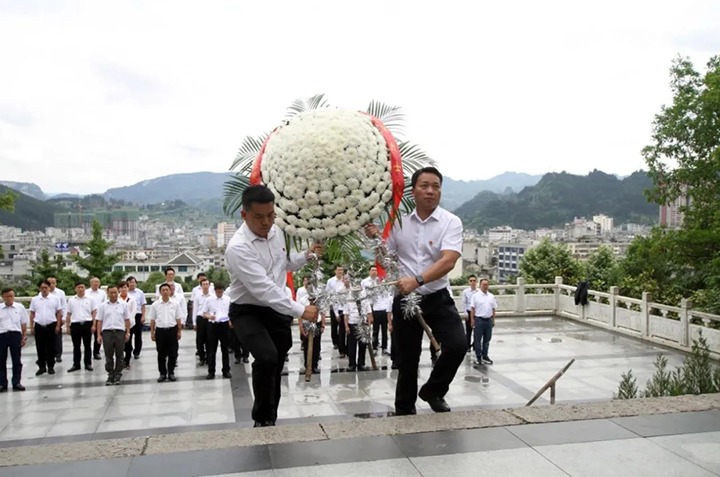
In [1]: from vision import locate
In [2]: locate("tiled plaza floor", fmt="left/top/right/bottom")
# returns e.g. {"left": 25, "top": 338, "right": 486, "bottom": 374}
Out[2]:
{"left": 0, "top": 316, "right": 687, "bottom": 445}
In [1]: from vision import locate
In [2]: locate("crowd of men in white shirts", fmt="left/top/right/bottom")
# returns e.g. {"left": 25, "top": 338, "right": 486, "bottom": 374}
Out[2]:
{"left": 1, "top": 265, "right": 497, "bottom": 393}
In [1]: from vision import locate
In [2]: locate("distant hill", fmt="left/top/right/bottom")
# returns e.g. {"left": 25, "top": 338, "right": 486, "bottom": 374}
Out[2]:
{"left": 454, "top": 170, "right": 658, "bottom": 231}
{"left": 104, "top": 171, "right": 233, "bottom": 205}
{"left": 0, "top": 181, "right": 46, "bottom": 200}
{"left": 441, "top": 172, "right": 542, "bottom": 210}
{"left": 0, "top": 185, "right": 60, "bottom": 231}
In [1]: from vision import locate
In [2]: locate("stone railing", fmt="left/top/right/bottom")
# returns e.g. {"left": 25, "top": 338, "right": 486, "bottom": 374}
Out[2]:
{"left": 451, "top": 276, "right": 720, "bottom": 357}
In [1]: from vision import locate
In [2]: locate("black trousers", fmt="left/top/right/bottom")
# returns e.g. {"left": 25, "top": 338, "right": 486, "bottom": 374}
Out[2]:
{"left": 196, "top": 316, "right": 208, "bottom": 360}
{"left": 124, "top": 314, "right": 143, "bottom": 364}
{"left": 346, "top": 323, "right": 366, "bottom": 368}
{"left": 372, "top": 310, "right": 388, "bottom": 350}
{"left": 102, "top": 329, "right": 125, "bottom": 377}
{"left": 70, "top": 321, "right": 93, "bottom": 367}
{"left": 155, "top": 326, "right": 179, "bottom": 376}
{"left": 465, "top": 311, "right": 473, "bottom": 350}
{"left": 34, "top": 323, "right": 57, "bottom": 370}
{"left": 206, "top": 321, "right": 230, "bottom": 375}
{"left": 300, "top": 329, "right": 321, "bottom": 369}
{"left": 230, "top": 303, "right": 292, "bottom": 424}
{"left": 392, "top": 289, "right": 466, "bottom": 414}
{"left": 55, "top": 327, "right": 63, "bottom": 359}
{"left": 330, "top": 309, "right": 346, "bottom": 354}
{"left": 0, "top": 331, "right": 22, "bottom": 387}
{"left": 228, "top": 323, "right": 246, "bottom": 357}
{"left": 93, "top": 322, "right": 102, "bottom": 357}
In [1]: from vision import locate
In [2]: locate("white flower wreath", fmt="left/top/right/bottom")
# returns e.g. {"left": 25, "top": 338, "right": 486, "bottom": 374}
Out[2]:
{"left": 259, "top": 109, "right": 393, "bottom": 240}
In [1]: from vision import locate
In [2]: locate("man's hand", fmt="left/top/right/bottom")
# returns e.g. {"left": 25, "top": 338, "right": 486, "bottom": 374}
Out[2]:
{"left": 364, "top": 223, "right": 380, "bottom": 238}
{"left": 388, "top": 320, "right": 393, "bottom": 333}
{"left": 306, "top": 243, "right": 324, "bottom": 260}
{"left": 345, "top": 325, "right": 350, "bottom": 334}
{"left": 55, "top": 324, "right": 61, "bottom": 335}
{"left": 20, "top": 337, "right": 26, "bottom": 348}
{"left": 397, "top": 276, "right": 420, "bottom": 295}
{"left": 141, "top": 317, "right": 145, "bottom": 325}
{"left": 367, "top": 315, "right": 374, "bottom": 326}
{"left": 125, "top": 332, "right": 130, "bottom": 343}
{"left": 90, "top": 325, "right": 96, "bottom": 334}
{"left": 97, "top": 335, "right": 103, "bottom": 345}
{"left": 301, "top": 305, "right": 319, "bottom": 322}
{"left": 177, "top": 330, "right": 182, "bottom": 341}
{"left": 66, "top": 326, "right": 71, "bottom": 335}
{"left": 151, "top": 331, "right": 156, "bottom": 342}
{"left": 30, "top": 326, "right": 34, "bottom": 336}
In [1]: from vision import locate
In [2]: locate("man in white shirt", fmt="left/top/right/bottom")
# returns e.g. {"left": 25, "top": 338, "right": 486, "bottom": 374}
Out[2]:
{"left": 295, "top": 276, "right": 310, "bottom": 305}
{"left": 65, "top": 281, "right": 97, "bottom": 372}
{"left": 462, "top": 275, "right": 479, "bottom": 353}
{"left": 126, "top": 276, "right": 147, "bottom": 360}
{"left": 297, "top": 275, "right": 323, "bottom": 374}
{"left": 118, "top": 281, "right": 137, "bottom": 370}
{"left": 326, "top": 265, "right": 347, "bottom": 357}
{"left": 29, "top": 280, "right": 63, "bottom": 376}
{"left": 366, "top": 167, "right": 466, "bottom": 415}
{"left": 149, "top": 283, "right": 183, "bottom": 382}
{"left": 47, "top": 276, "right": 67, "bottom": 363}
{"left": 343, "top": 276, "right": 374, "bottom": 372}
{"left": 200, "top": 282, "right": 232, "bottom": 379}
{"left": 154, "top": 267, "right": 185, "bottom": 301}
{"left": 87, "top": 277, "right": 106, "bottom": 360}
{"left": 192, "top": 276, "right": 213, "bottom": 365}
{"left": 470, "top": 278, "right": 498, "bottom": 365}
{"left": 0, "top": 287, "right": 29, "bottom": 391}
{"left": 96, "top": 285, "right": 131, "bottom": 385}
{"left": 361, "top": 265, "right": 393, "bottom": 355}
{"left": 225, "top": 185, "right": 320, "bottom": 427}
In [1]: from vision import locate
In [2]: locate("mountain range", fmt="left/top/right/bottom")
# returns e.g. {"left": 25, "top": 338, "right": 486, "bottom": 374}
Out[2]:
{"left": 0, "top": 170, "right": 658, "bottom": 231}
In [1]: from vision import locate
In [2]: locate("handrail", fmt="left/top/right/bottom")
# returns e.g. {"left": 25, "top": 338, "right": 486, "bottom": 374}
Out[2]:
{"left": 526, "top": 359, "right": 575, "bottom": 406}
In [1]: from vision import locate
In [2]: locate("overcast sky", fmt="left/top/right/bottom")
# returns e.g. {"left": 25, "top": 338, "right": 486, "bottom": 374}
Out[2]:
{"left": 0, "top": 0, "right": 718, "bottom": 194}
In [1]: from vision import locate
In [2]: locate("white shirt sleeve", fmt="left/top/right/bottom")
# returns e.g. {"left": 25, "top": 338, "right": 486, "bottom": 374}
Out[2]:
{"left": 442, "top": 215, "right": 463, "bottom": 253}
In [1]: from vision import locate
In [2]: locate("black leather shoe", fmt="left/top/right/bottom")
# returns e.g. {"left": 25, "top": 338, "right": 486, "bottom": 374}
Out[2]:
{"left": 312, "top": 367, "right": 320, "bottom": 374}
{"left": 234, "top": 358, "right": 242, "bottom": 364}
{"left": 253, "top": 420, "right": 274, "bottom": 427}
{"left": 242, "top": 357, "right": 249, "bottom": 364}
{"left": 168, "top": 374, "right": 176, "bottom": 382}
{"left": 94, "top": 354, "right": 102, "bottom": 360}
{"left": 0, "top": 386, "right": 7, "bottom": 393}
{"left": 55, "top": 357, "right": 62, "bottom": 363}
{"left": 418, "top": 389, "right": 451, "bottom": 413}
{"left": 85, "top": 366, "right": 94, "bottom": 371}
{"left": 347, "top": 365, "right": 356, "bottom": 372}
{"left": 357, "top": 365, "right": 369, "bottom": 372}
{"left": 157, "top": 375, "right": 167, "bottom": 382}
{"left": 67, "top": 366, "right": 81, "bottom": 373}
{"left": 391, "top": 362, "right": 398, "bottom": 370}
{"left": 394, "top": 408, "right": 417, "bottom": 416}
{"left": 12, "top": 385, "right": 25, "bottom": 391}
{"left": 48, "top": 368, "right": 56, "bottom": 375}
{"left": 35, "top": 368, "right": 46, "bottom": 376}
{"left": 206, "top": 373, "right": 215, "bottom": 380}
{"left": 222, "top": 372, "right": 232, "bottom": 379}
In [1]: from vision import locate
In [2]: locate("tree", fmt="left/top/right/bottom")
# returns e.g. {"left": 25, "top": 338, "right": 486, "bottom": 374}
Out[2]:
{"left": 519, "top": 239, "right": 582, "bottom": 285}
{"left": 584, "top": 246, "right": 621, "bottom": 293}
{"left": 139, "top": 272, "right": 166, "bottom": 294}
{"left": 73, "top": 220, "right": 123, "bottom": 283}
{"left": 29, "top": 249, "right": 79, "bottom": 294}
{"left": 0, "top": 190, "right": 14, "bottom": 213}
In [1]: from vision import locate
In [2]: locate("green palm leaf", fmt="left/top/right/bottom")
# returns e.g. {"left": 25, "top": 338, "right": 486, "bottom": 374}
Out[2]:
{"left": 223, "top": 174, "right": 250, "bottom": 216}
{"left": 286, "top": 93, "right": 330, "bottom": 118}
{"left": 230, "top": 134, "right": 267, "bottom": 173}
{"left": 366, "top": 100, "right": 406, "bottom": 136}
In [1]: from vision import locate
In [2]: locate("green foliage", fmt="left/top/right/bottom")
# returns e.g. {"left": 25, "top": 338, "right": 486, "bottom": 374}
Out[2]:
{"left": 72, "top": 220, "right": 122, "bottom": 283}
{"left": 0, "top": 185, "right": 60, "bottom": 231}
{"left": 614, "top": 370, "right": 639, "bottom": 400}
{"left": 520, "top": 239, "right": 582, "bottom": 285}
{"left": 139, "top": 272, "right": 166, "bottom": 294}
{"left": 455, "top": 170, "right": 657, "bottom": 230}
{"left": 642, "top": 355, "right": 673, "bottom": 397}
{"left": 584, "top": 246, "right": 621, "bottom": 292}
{"left": 29, "top": 249, "right": 79, "bottom": 294}
{"left": 682, "top": 333, "right": 717, "bottom": 394}
{"left": 0, "top": 189, "right": 15, "bottom": 213}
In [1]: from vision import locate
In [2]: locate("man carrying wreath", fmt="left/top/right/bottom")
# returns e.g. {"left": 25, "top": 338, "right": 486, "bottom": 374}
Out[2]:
{"left": 366, "top": 166, "right": 466, "bottom": 416}
{"left": 225, "top": 185, "right": 321, "bottom": 428}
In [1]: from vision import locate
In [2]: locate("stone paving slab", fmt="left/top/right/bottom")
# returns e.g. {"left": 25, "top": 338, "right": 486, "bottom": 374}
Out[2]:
{"left": 3, "top": 394, "right": 720, "bottom": 468}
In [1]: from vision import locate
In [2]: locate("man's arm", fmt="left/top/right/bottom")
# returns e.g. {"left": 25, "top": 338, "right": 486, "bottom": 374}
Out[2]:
{"left": 65, "top": 308, "right": 72, "bottom": 334}
{"left": 470, "top": 306, "right": 476, "bottom": 329}
{"left": 397, "top": 250, "right": 461, "bottom": 295}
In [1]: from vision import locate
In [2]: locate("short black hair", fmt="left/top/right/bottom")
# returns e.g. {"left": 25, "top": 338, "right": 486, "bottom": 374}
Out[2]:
{"left": 199, "top": 278, "right": 209, "bottom": 284}
{"left": 38, "top": 279, "right": 51, "bottom": 288}
{"left": 159, "top": 283, "right": 171, "bottom": 292}
{"left": 75, "top": 281, "right": 86, "bottom": 288}
{"left": 369, "top": 265, "right": 377, "bottom": 270}
{"left": 197, "top": 272, "right": 207, "bottom": 279}
{"left": 106, "top": 284, "right": 118, "bottom": 291}
{"left": 242, "top": 185, "right": 275, "bottom": 211}
{"left": 214, "top": 282, "right": 226, "bottom": 291}
{"left": 164, "top": 267, "right": 175, "bottom": 275}
{"left": 335, "top": 265, "right": 344, "bottom": 271}
{"left": 126, "top": 276, "right": 137, "bottom": 283}
{"left": 117, "top": 281, "right": 128, "bottom": 289}
{"left": 468, "top": 275, "right": 477, "bottom": 280}
{"left": 1, "top": 287, "right": 13, "bottom": 295}
{"left": 410, "top": 166, "right": 443, "bottom": 188}
{"left": 479, "top": 278, "right": 490, "bottom": 285}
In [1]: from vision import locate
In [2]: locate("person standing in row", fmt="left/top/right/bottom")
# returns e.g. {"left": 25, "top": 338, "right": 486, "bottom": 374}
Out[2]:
{"left": 201, "top": 283, "right": 232, "bottom": 379}
{"left": 47, "top": 276, "right": 66, "bottom": 363}
{"left": 225, "top": 185, "right": 320, "bottom": 427}
{"left": 118, "top": 282, "right": 137, "bottom": 370}
{"left": 462, "top": 275, "right": 478, "bottom": 353}
{"left": 193, "top": 278, "right": 212, "bottom": 366}
{"left": 155, "top": 267, "right": 184, "bottom": 300}
{"left": 29, "top": 280, "right": 63, "bottom": 376}
{"left": 365, "top": 166, "right": 466, "bottom": 415}
{"left": 470, "top": 278, "right": 497, "bottom": 366}
{"left": 96, "top": 285, "right": 131, "bottom": 385}
{"left": 361, "top": 266, "right": 392, "bottom": 356}
{"left": 65, "top": 282, "right": 96, "bottom": 372}
{"left": 87, "top": 277, "right": 106, "bottom": 361}
{"left": 326, "top": 266, "right": 346, "bottom": 357}
{"left": 0, "top": 287, "right": 28, "bottom": 392}
{"left": 343, "top": 276, "right": 373, "bottom": 372}
{"left": 297, "top": 276, "right": 323, "bottom": 374}
{"left": 150, "top": 283, "right": 183, "bottom": 382}
{"left": 126, "top": 276, "right": 147, "bottom": 361}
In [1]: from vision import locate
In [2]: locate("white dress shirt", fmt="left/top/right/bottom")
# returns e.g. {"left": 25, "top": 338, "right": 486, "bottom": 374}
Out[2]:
{"left": 127, "top": 289, "right": 147, "bottom": 315}
{"left": 387, "top": 207, "right": 463, "bottom": 295}
{"left": 121, "top": 295, "right": 137, "bottom": 318}
{"left": 149, "top": 299, "right": 183, "bottom": 328}
{"left": 50, "top": 288, "right": 67, "bottom": 319}
{"left": 344, "top": 298, "right": 372, "bottom": 325}
{"left": 0, "top": 302, "right": 29, "bottom": 333}
{"left": 225, "top": 223, "right": 308, "bottom": 318}
{"left": 471, "top": 291, "right": 497, "bottom": 319}
{"left": 326, "top": 276, "right": 346, "bottom": 314}
{"left": 361, "top": 277, "right": 392, "bottom": 311}
{"left": 97, "top": 300, "right": 130, "bottom": 331}
{"left": 171, "top": 294, "right": 188, "bottom": 320}
{"left": 462, "top": 287, "right": 479, "bottom": 312}
{"left": 296, "top": 286, "right": 309, "bottom": 306}
{"left": 29, "top": 294, "right": 62, "bottom": 326}
{"left": 200, "top": 295, "right": 231, "bottom": 323}
{"left": 87, "top": 289, "right": 107, "bottom": 308}
{"left": 67, "top": 296, "right": 96, "bottom": 323}
{"left": 155, "top": 281, "right": 185, "bottom": 301}
{"left": 192, "top": 291, "right": 213, "bottom": 319}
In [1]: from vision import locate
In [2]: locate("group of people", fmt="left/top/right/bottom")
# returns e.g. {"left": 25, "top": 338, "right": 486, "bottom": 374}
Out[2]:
{"left": 2, "top": 165, "right": 499, "bottom": 428}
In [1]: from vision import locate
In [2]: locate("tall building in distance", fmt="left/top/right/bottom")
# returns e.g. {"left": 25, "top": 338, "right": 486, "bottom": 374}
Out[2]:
{"left": 216, "top": 222, "right": 237, "bottom": 247}
{"left": 592, "top": 214, "right": 614, "bottom": 234}
{"left": 659, "top": 193, "right": 690, "bottom": 229}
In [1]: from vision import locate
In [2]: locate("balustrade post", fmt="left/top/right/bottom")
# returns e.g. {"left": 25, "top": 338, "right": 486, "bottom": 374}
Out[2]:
{"left": 680, "top": 298, "right": 692, "bottom": 348}
{"left": 641, "top": 292, "right": 652, "bottom": 338}
{"left": 610, "top": 286, "right": 619, "bottom": 329}
{"left": 554, "top": 276, "right": 563, "bottom": 315}
{"left": 516, "top": 277, "right": 526, "bottom": 314}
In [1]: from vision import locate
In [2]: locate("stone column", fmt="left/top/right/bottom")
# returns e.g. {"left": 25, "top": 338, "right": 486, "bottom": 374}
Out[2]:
{"left": 641, "top": 291, "right": 652, "bottom": 338}
{"left": 610, "top": 286, "right": 619, "bottom": 329}
{"left": 516, "top": 277, "right": 526, "bottom": 314}
{"left": 680, "top": 298, "right": 692, "bottom": 348}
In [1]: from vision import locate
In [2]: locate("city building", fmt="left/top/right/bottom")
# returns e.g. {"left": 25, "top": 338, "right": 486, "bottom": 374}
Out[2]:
{"left": 659, "top": 192, "right": 690, "bottom": 229}
{"left": 496, "top": 243, "right": 531, "bottom": 281}
{"left": 216, "top": 222, "right": 237, "bottom": 248}
{"left": 592, "top": 214, "right": 614, "bottom": 234}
